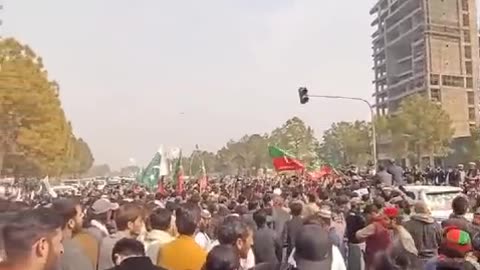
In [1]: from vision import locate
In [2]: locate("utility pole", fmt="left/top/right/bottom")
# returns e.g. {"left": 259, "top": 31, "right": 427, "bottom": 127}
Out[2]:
{"left": 297, "top": 87, "right": 377, "bottom": 168}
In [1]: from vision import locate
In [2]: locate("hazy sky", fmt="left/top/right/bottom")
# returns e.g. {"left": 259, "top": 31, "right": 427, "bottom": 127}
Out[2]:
{"left": 3, "top": 0, "right": 378, "bottom": 168}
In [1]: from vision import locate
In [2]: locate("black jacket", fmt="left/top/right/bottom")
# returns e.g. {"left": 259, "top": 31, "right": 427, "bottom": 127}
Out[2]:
{"left": 253, "top": 226, "right": 281, "bottom": 264}
{"left": 283, "top": 216, "right": 303, "bottom": 257}
{"left": 105, "top": 256, "right": 166, "bottom": 270}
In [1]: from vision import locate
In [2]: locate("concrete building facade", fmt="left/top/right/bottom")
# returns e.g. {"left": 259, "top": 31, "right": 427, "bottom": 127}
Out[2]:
{"left": 371, "top": 0, "right": 480, "bottom": 142}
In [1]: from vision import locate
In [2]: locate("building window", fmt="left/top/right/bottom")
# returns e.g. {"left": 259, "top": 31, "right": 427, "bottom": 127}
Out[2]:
{"left": 462, "top": 0, "right": 469, "bottom": 11}
{"left": 467, "top": 77, "right": 473, "bottom": 88}
{"left": 463, "top": 14, "right": 470, "bottom": 26}
{"left": 431, "top": 89, "right": 441, "bottom": 102}
{"left": 468, "top": 91, "right": 475, "bottom": 105}
{"left": 466, "top": 61, "right": 473, "bottom": 75}
{"left": 464, "top": 30, "right": 471, "bottom": 42}
{"left": 430, "top": 74, "right": 440, "bottom": 85}
{"left": 465, "top": 45, "right": 472, "bottom": 59}
{"left": 469, "top": 108, "right": 476, "bottom": 121}
{"left": 442, "top": 75, "right": 464, "bottom": 87}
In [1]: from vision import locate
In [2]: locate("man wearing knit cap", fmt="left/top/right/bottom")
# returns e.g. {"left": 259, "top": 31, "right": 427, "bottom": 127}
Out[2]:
{"left": 424, "top": 227, "right": 479, "bottom": 270}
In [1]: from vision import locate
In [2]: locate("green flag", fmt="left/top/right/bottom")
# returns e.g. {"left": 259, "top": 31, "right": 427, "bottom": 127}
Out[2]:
{"left": 140, "top": 151, "right": 162, "bottom": 188}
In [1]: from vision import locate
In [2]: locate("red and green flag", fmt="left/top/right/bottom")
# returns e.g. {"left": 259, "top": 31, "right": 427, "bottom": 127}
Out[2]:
{"left": 173, "top": 150, "right": 184, "bottom": 194}
{"left": 268, "top": 146, "right": 305, "bottom": 171}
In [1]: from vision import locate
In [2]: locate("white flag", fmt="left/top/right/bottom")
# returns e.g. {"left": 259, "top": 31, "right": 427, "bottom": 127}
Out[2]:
{"left": 42, "top": 176, "right": 58, "bottom": 198}
{"left": 158, "top": 145, "right": 169, "bottom": 176}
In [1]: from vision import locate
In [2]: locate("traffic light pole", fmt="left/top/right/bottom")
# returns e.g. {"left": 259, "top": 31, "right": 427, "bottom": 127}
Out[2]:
{"left": 308, "top": 94, "right": 377, "bottom": 169}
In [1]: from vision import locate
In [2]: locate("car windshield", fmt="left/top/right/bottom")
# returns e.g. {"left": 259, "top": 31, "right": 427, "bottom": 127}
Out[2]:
{"left": 425, "top": 191, "right": 461, "bottom": 211}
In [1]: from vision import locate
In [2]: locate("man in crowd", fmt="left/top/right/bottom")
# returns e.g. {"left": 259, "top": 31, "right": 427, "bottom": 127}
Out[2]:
{"left": 404, "top": 201, "right": 443, "bottom": 264}
{"left": 51, "top": 198, "right": 93, "bottom": 270}
{"left": 74, "top": 198, "right": 119, "bottom": 268}
{"left": 195, "top": 209, "right": 212, "bottom": 250}
{"left": 252, "top": 209, "right": 280, "bottom": 264}
{"left": 144, "top": 208, "right": 174, "bottom": 263}
{"left": 98, "top": 203, "right": 145, "bottom": 270}
{"left": 442, "top": 196, "right": 480, "bottom": 237}
{"left": 217, "top": 215, "right": 255, "bottom": 269}
{"left": 345, "top": 197, "right": 366, "bottom": 270}
{"left": 283, "top": 201, "right": 303, "bottom": 259}
{"left": 386, "top": 159, "right": 404, "bottom": 186}
{"left": 157, "top": 203, "right": 206, "bottom": 270}
{"left": 0, "top": 208, "right": 64, "bottom": 270}
{"left": 373, "top": 164, "right": 392, "bottom": 187}
{"left": 108, "top": 238, "right": 165, "bottom": 270}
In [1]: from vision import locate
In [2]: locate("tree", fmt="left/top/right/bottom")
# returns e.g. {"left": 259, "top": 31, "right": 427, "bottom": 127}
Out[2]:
{"left": 0, "top": 38, "right": 92, "bottom": 177}
{"left": 388, "top": 95, "right": 454, "bottom": 163}
{"left": 67, "top": 137, "right": 94, "bottom": 176}
{"left": 270, "top": 117, "right": 319, "bottom": 165}
{"left": 215, "top": 133, "right": 271, "bottom": 175}
{"left": 319, "top": 121, "right": 371, "bottom": 166}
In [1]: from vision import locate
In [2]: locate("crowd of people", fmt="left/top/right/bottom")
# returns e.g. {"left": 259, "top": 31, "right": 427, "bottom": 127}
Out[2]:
{"left": 1, "top": 161, "right": 480, "bottom": 270}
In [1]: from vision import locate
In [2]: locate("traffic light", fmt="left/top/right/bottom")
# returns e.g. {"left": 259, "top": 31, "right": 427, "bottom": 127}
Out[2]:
{"left": 298, "top": 87, "right": 309, "bottom": 104}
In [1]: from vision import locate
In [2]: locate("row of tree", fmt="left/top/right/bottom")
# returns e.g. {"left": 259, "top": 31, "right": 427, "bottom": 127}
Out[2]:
{"left": 319, "top": 95, "right": 480, "bottom": 167}
{"left": 181, "top": 116, "right": 320, "bottom": 176}
{"left": 186, "top": 94, "right": 476, "bottom": 174}
{"left": 0, "top": 38, "right": 94, "bottom": 178}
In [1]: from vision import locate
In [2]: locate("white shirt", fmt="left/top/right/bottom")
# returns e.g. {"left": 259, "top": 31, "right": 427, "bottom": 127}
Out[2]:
{"left": 195, "top": 231, "right": 211, "bottom": 251}
{"left": 288, "top": 245, "right": 346, "bottom": 270}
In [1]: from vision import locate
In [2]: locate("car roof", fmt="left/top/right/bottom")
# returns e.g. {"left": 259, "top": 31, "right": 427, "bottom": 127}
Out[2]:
{"left": 403, "top": 185, "right": 462, "bottom": 193}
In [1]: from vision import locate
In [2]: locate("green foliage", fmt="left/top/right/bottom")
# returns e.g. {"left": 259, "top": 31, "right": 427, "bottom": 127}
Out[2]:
{"left": 0, "top": 38, "right": 93, "bottom": 177}
{"left": 319, "top": 121, "right": 372, "bottom": 166}
{"left": 388, "top": 95, "right": 454, "bottom": 162}
{"left": 270, "top": 117, "right": 320, "bottom": 164}
{"left": 211, "top": 117, "right": 321, "bottom": 175}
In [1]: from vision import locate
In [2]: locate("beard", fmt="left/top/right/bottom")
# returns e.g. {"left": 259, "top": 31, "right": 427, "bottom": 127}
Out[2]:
{"left": 43, "top": 239, "right": 60, "bottom": 270}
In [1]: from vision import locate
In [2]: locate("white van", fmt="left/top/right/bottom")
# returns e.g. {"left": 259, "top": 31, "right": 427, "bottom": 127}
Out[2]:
{"left": 402, "top": 185, "right": 470, "bottom": 221}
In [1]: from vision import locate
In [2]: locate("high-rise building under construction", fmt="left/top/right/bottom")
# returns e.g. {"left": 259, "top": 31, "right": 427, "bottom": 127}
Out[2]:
{"left": 371, "top": 0, "right": 479, "bottom": 141}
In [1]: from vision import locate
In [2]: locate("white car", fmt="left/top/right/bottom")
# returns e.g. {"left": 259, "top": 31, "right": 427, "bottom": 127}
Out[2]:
{"left": 52, "top": 185, "right": 79, "bottom": 195}
{"left": 402, "top": 185, "right": 470, "bottom": 221}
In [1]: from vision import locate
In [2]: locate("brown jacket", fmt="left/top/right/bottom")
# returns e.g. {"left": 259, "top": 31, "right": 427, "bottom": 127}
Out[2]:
{"left": 73, "top": 231, "right": 99, "bottom": 269}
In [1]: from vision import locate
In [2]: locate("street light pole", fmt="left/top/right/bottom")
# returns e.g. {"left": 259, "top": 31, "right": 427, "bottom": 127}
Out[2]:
{"left": 307, "top": 94, "right": 377, "bottom": 168}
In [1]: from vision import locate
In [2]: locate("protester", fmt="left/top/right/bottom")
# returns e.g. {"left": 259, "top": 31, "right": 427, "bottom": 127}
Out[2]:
{"left": 289, "top": 224, "right": 346, "bottom": 270}
{"left": 204, "top": 245, "right": 240, "bottom": 270}
{"left": 0, "top": 208, "right": 64, "bottom": 270}
{"left": 442, "top": 196, "right": 480, "bottom": 237}
{"left": 108, "top": 238, "right": 165, "bottom": 270}
{"left": 252, "top": 209, "right": 280, "bottom": 264}
{"left": 145, "top": 208, "right": 174, "bottom": 263}
{"left": 51, "top": 198, "right": 93, "bottom": 270}
{"left": 373, "top": 164, "right": 392, "bottom": 187}
{"left": 216, "top": 215, "right": 255, "bottom": 270}
{"left": 424, "top": 227, "right": 478, "bottom": 270}
{"left": 195, "top": 209, "right": 212, "bottom": 250}
{"left": 404, "top": 201, "right": 443, "bottom": 264}
{"left": 98, "top": 203, "right": 145, "bottom": 270}
{"left": 345, "top": 197, "right": 366, "bottom": 270}
{"left": 157, "top": 203, "right": 206, "bottom": 270}
{"left": 283, "top": 201, "right": 303, "bottom": 258}
{"left": 356, "top": 209, "right": 392, "bottom": 269}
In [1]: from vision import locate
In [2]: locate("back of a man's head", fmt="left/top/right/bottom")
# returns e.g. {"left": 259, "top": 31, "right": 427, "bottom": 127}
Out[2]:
{"left": 452, "top": 196, "right": 469, "bottom": 216}
{"left": 176, "top": 203, "right": 201, "bottom": 236}
{"left": 2, "top": 208, "right": 63, "bottom": 263}
{"left": 111, "top": 238, "right": 145, "bottom": 266}
{"left": 149, "top": 208, "right": 172, "bottom": 231}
